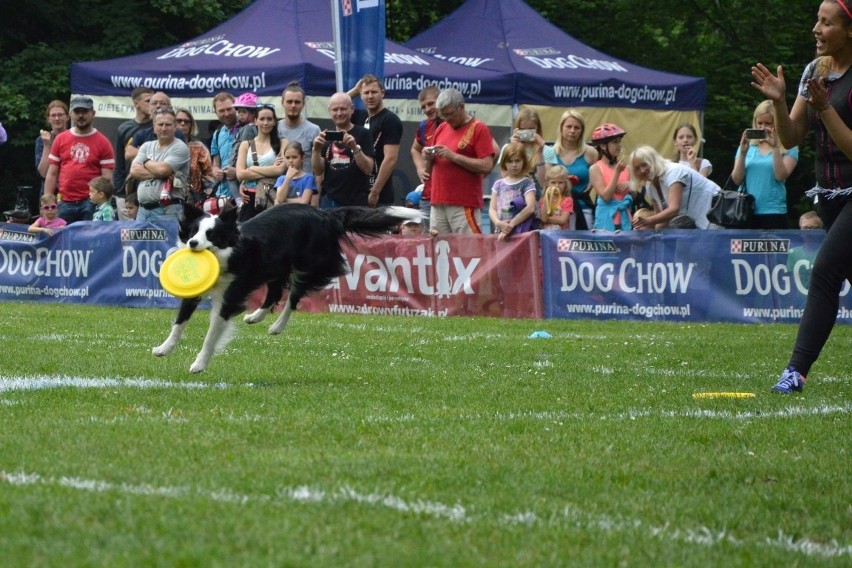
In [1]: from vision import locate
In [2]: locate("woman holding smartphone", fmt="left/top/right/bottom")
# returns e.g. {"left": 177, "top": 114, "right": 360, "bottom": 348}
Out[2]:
{"left": 730, "top": 100, "right": 799, "bottom": 229}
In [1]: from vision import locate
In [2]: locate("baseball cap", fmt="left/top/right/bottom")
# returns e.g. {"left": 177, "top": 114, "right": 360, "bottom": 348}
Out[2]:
{"left": 405, "top": 190, "right": 421, "bottom": 208}
{"left": 70, "top": 96, "right": 94, "bottom": 110}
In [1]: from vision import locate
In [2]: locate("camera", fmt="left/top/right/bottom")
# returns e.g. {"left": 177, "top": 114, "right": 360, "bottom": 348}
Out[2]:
{"left": 325, "top": 130, "right": 344, "bottom": 142}
{"left": 745, "top": 128, "right": 766, "bottom": 140}
{"left": 517, "top": 129, "right": 536, "bottom": 142}
{"left": 423, "top": 146, "right": 437, "bottom": 156}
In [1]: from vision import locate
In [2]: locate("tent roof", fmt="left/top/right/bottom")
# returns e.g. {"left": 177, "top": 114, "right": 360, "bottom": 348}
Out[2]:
{"left": 405, "top": 0, "right": 705, "bottom": 110}
{"left": 71, "top": 0, "right": 514, "bottom": 104}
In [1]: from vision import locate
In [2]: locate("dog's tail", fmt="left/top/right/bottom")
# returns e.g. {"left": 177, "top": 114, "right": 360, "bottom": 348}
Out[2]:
{"left": 330, "top": 206, "right": 422, "bottom": 238}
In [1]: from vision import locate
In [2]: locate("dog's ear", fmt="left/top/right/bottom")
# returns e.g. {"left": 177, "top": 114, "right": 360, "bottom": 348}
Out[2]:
{"left": 181, "top": 203, "right": 204, "bottom": 223}
{"left": 218, "top": 202, "right": 239, "bottom": 225}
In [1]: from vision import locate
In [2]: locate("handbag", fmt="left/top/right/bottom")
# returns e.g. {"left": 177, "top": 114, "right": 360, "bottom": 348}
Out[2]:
{"left": 249, "top": 139, "right": 278, "bottom": 211}
{"left": 706, "top": 177, "right": 754, "bottom": 228}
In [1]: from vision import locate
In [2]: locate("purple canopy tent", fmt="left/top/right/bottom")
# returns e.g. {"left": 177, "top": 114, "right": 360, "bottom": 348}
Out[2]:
{"left": 70, "top": 0, "right": 514, "bottom": 116}
{"left": 405, "top": 0, "right": 706, "bottom": 155}
{"left": 405, "top": 0, "right": 705, "bottom": 110}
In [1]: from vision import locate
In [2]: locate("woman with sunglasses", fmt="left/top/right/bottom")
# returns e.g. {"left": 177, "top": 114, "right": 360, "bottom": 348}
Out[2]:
{"left": 174, "top": 108, "right": 216, "bottom": 208}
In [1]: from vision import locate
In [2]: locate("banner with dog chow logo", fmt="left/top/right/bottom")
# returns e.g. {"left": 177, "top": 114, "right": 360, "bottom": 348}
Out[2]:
{"left": 540, "top": 229, "right": 852, "bottom": 323}
{"left": 0, "top": 221, "right": 180, "bottom": 309}
{"left": 299, "top": 232, "right": 544, "bottom": 319}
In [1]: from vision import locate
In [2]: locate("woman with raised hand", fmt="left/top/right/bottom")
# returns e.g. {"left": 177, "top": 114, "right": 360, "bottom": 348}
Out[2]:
{"left": 35, "top": 100, "right": 70, "bottom": 192}
{"left": 730, "top": 100, "right": 799, "bottom": 229}
{"left": 541, "top": 109, "right": 599, "bottom": 229}
{"left": 751, "top": 0, "right": 852, "bottom": 394}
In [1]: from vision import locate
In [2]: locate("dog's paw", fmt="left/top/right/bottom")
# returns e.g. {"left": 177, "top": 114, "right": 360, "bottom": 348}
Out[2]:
{"left": 189, "top": 358, "right": 208, "bottom": 374}
{"left": 152, "top": 343, "right": 174, "bottom": 357}
{"left": 243, "top": 308, "right": 269, "bottom": 324}
{"left": 268, "top": 321, "right": 285, "bottom": 335}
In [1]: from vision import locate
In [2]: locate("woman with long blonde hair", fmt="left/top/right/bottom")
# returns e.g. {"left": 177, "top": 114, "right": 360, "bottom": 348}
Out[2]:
{"left": 730, "top": 99, "right": 798, "bottom": 229}
{"left": 541, "top": 109, "right": 599, "bottom": 229}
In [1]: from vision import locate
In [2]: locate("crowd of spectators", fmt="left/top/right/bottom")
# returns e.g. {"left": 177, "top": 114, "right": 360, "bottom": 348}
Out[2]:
{"left": 19, "top": 74, "right": 814, "bottom": 234}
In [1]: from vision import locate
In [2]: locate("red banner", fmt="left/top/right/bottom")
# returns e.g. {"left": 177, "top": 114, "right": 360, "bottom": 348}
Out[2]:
{"left": 295, "top": 232, "right": 543, "bottom": 319}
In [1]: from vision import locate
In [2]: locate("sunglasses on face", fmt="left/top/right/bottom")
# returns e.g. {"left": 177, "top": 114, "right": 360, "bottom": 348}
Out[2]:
{"left": 175, "top": 118, "right": 191, "bottom": 124}
{"left": 42, "top": 204, "right": 57, "bottom": 210}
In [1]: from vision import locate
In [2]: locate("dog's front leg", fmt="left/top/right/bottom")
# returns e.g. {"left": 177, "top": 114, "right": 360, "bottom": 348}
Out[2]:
{"left": 190, "top": 311, "right": 233, "bottom": 373}
{"left": 153, "top": 298, "right": 201, "bottom": 356}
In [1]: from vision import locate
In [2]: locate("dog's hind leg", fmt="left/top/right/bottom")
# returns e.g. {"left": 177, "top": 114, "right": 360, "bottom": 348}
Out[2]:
{"left": 153, "top": 297, "right": 201, "bottom": 357}
{"left": 243, "top": 280, "right": 284, "bottom": 324}
{"left": 268, "top": 299, "right": 295, "bottom": 335}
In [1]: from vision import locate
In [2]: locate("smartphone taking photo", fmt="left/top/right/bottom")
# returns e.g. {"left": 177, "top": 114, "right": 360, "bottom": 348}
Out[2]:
{"left": 745, "top": 128, "right": 766, "bottom": 140}
{"left": 517, "top": 129, "right": 536, "bottom": 142}
{"left": 325, "top": 130, "right": 344, "bottom": 142}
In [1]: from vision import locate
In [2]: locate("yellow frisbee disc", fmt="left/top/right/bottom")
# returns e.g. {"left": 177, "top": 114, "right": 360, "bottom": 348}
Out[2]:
{"left": 159, "top": 248, "right": 220, "bottom": 298}
{"left": 692, "top": 392, "right": 756, "bottom": 399}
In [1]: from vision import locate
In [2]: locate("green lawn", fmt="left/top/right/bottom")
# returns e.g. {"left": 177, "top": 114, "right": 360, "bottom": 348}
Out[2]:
{"left": 0, "top": 302, "right": 849, "bottom": 567}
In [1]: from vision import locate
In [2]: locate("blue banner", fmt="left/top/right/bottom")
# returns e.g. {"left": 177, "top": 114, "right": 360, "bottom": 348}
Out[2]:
{"left": 333, "top": 0, "right": 385, "bottom": 93}
{"left": 541, "top": 229, "right": 852, "bottom": 323}
{"left": 0, "top": 221, "right": 180, "bottom": 309}
{"left": 3, "top": 222, "right": 850, "bottom": 325}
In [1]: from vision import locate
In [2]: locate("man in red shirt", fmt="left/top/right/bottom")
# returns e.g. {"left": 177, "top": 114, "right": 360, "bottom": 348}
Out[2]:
{"left": 424, "top": 88, "right": 495, "bottom": 234}
{"left": 44, "top": 96, "right": 115, "bottom": 222}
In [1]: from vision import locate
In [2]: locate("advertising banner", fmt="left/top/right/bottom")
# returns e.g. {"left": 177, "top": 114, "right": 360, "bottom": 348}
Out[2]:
{"left": 0, "top": 222, "right": 179, "bottom": 309}
{"left": 0, "top": 223, "right": 543, "bottom": 320}
{"left": 332, "top": 0, "right": 385, "bottom": 94}
{"left": 299, "top": 232, "right": 544, "bottom": 319}
{"left": 541, "top": 229, "right": 852, "bottom": 323}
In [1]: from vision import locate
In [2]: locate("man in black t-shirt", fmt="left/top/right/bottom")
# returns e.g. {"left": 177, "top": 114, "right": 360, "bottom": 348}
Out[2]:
{"left": 311, "top": 92, "right": 374, "bottom": 208}
{"left": 349, "top": 74, "right": 403, "bottom": 206}
{"left": 113, "top": 87, "right": 153, "bottom": 219}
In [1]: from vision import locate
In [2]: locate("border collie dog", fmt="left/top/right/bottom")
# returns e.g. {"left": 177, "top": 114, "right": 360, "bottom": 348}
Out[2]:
{"left": 153, "top": 203, "right": 420, "bottom": 373}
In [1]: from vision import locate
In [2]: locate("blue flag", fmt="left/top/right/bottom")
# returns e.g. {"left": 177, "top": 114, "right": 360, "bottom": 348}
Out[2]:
{"left": 332, "top": 0, "right": 386, "bottom": 94}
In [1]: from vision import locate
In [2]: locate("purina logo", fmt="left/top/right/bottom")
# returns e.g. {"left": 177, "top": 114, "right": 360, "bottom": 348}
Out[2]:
{"left": 513, "top": 47, "right": 561, "bottom": 56}
{"left": 730, "top": 239, "right": 790, "bottom": 254}
{"left": 556, "top": 239, "right": 619, "bottom": 253}
{"left": 0, "top": 229, "right": 36, "bottom": 243}
{"left": 120, "top": 228, "right": 167, "bottom": 242}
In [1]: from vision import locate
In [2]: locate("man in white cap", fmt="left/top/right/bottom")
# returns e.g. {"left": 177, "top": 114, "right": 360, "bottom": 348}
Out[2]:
{"left": 44, "top": 96, "right": 115, "bottom": 222}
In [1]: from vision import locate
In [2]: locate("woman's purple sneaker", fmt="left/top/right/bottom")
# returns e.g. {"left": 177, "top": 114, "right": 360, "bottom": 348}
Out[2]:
{"left": 771, "top": 367, "right": 806, "bottom": 394}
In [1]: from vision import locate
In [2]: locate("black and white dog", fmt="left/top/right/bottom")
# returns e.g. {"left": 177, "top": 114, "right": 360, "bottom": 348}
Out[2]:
{"left": 153, "top": 203, "right": 420, "bottom": 373}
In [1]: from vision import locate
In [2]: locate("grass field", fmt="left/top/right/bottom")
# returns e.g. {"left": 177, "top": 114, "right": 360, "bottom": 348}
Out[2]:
{"left": 0, "top": 302, "right": 849, "bottom": 567}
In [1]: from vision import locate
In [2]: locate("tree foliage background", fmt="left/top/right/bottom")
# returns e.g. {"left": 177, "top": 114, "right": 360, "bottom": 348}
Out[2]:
{"left": 0, "top": 0, "right": 820, "bottom": 216}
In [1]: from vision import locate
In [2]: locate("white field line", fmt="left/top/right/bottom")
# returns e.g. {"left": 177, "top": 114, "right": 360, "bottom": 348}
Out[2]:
{"left": 0, "top": 375, "right": 231, "bottom": 393}
{"left": 363, "top": 403, "right": 852, "bottom": 425}
{"left": 2, "top": 470, "right": 849, "bottom": 559}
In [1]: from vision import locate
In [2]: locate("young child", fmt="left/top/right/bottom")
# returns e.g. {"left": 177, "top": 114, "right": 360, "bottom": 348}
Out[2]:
{"left": 125, "top": 193, "right": 139, "bottom": 220}
{"left": 539, "top": 166, "right": 575, "bottom": 230}
{"left": 89, "top": 176, "right": 116, "bottom": 221}
{"left": 488, "top": 142, "right": 537, "bottom": 241}
{"left": 274, "top": 142, "right": 316, "bottom": 205}
{"left": 28, "top": 194, "right": 67, "bottom": 236}
{"left": 400, "top": 218, "right": 425, "bottom": 236}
